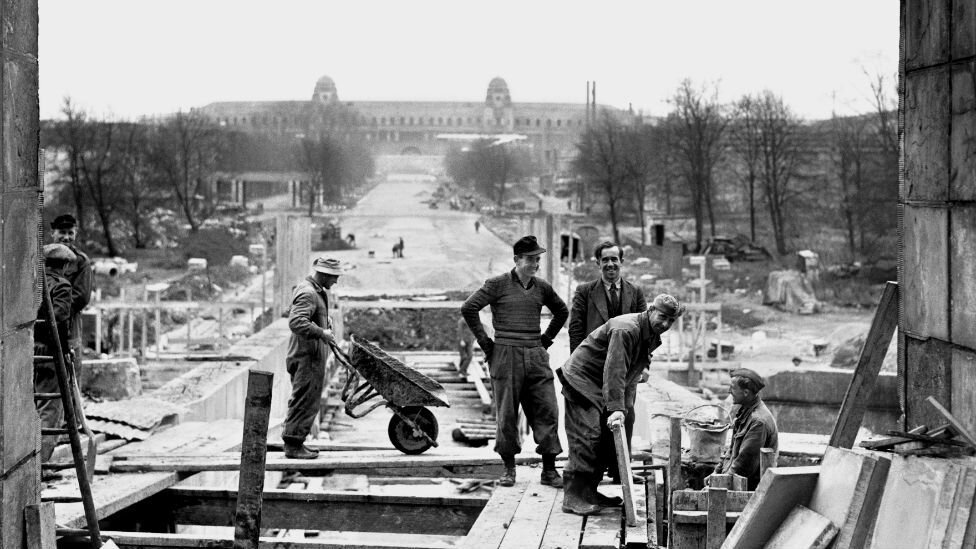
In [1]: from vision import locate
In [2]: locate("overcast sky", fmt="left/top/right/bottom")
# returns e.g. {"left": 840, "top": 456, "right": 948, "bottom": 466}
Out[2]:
{"left": 39, "top": 0, "right": 898, "bottom": 121}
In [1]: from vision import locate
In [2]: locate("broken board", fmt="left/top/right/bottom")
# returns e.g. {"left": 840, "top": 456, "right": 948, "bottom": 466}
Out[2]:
{"left": 721, "top": 466, "right": 820, "bottom": 549}
{"left": 762, "top": 505, "right": 838, "bottom": 549}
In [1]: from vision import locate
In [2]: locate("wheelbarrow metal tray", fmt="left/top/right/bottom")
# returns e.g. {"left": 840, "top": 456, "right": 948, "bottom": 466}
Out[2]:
{"left": 348, "top": 339, "right": 450, "bottom": 408}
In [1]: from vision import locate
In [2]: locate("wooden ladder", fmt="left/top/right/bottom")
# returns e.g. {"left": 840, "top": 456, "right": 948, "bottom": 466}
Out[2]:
{"left": 34, "top": 275, "right": 102, "bottom": 549}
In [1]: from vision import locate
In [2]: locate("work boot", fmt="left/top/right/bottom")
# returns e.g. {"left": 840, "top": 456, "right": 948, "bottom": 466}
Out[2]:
{"left": 561, "top": 472, "right": 601, "bottom": 516}
{"left": 498, "top": 467, "right": 517, "bottom": 487}
{"left": 540, "top": 468, "right": 564, "bottom": 488}
{"left": 283, "top": 442, "right": 319, "bottom": 459}
{"left": 588, "top": 475, "right": 623, "bottom": 507}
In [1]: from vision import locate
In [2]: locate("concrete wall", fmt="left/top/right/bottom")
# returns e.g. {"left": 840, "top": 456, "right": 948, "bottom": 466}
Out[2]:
{"left": 0, "top": 1, "right": 41, "bottom": 547}
{"left": 901, "top": 0, "right": 976, "bottom": 432}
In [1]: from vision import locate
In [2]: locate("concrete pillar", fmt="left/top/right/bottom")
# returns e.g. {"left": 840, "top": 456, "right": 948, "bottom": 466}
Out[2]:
{"left": 273, "top": 215, "right": 311, "bottom": 319}
{"left": 0, "top": 0, "right": 42, "bottom": 547}
{"left": 900, "top": 0, "right": 976, "bottom": 432}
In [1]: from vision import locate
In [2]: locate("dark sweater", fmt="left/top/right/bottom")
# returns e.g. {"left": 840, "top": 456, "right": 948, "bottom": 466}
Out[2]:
{"left": 461, "top": 269, "right": 568, "bottom": 347}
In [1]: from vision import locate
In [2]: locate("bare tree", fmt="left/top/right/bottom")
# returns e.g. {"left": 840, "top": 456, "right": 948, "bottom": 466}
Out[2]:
{"left": 662, "top": 80, "right": 727, "bottom": 250}
{"left": 116, "top": 123, "right": 161, "bottom": 249}
{"left": 50, "top": 97, "right": 89, "bottom": 234}
{"left": 730, "top": 95, "right": 763, "bottom": 242}
{"left": 572, "top": 112, "right": 631, "bottom": 244}
{"left": 147, "top": 111, "right": 224, "bottom": 232}
{"left": 829, "top": 113, "right": 871, "bottom": 261}
{"left": 299, "top": 137, "right": 345, "bottom": 217}
{"left": 449, "top": 139, "right": 532, "bottom": 207}
{"left": 746, "top": 91, "right": 805, "bottom": 255}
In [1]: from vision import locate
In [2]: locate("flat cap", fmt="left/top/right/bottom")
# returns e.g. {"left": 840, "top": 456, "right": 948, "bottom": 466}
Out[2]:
{"left": 649, "top": 294, "right": 685, "bottom": 318}
{"left": 312, "top": 256, "right": 345, "bottom": 275}
{"left": 513, "top": 235, "right": 546, "bottom": 256}
{"left": 43, "top": 243, "right": 76, "bottom": 262}
{"left": 731, "top": 368, "right": 765, "bottom": 391}
{"left": 51, "top": 214, "right": 78, "bottom": 230}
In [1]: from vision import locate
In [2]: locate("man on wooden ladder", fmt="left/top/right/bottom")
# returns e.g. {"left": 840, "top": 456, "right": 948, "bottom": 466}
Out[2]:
{"left": 34, "top": 243, "right": 75, "bottom": 462}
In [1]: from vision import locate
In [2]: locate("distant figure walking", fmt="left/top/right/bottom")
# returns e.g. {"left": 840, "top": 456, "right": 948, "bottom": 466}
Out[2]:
{"left": 346, "top": 233, "right": 356, "bottom": 248}
{"left": 474, "top": 220, "right": 481, "bottom": 233}
{"left": 392, "top": 237, "right": 405, "bottom": 258}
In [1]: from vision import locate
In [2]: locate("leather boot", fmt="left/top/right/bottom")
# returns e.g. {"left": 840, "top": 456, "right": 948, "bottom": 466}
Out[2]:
{"left": 284, "top": 442, "right": 319, "bottom": 459}
{"left": 589, "top": 475, "right": 623, "bottom": 507}
{"left": 561, "top": 472, "right": 601, "bottom": 516}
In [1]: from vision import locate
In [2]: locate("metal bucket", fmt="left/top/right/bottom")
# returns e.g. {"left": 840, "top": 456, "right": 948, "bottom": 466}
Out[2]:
{"left": 682, "top": 404, "right": 731, "bottom": 462}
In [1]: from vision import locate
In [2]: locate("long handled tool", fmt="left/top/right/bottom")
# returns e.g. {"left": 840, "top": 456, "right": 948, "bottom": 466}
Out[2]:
{"left": 610, "top": 418, "right": 638, "bottom": 527}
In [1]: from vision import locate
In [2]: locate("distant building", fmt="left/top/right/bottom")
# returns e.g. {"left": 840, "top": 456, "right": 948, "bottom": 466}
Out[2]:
{"left": 196, "top": 75, "right": 629, "bottom": 173}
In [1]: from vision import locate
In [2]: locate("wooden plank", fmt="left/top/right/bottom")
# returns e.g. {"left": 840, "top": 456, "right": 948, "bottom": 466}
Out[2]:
{"left": 762, "top": 505, "right": 838, "bottom": 549}
{"left": 722, "top": 466, "right": 820, "bottom": 549}
{"left": 498, "top": 477, "right": 558, "bottom": 549}
{"left": 234, "top": 370, "right": 273, "bottom": 549}
{"left": 540, "top": 489, "right": 584, "bottom": 549}
{"left": 926, "top": 396, "right": 976, "bottom": 448}
{"left": 611, "top": 420, "right": 638, "bottom": 527}
{"left": 670, "top": 491, "right": 752, "bottom": 512}
{"left": 705, "top": 488, "right": 726, "bottom": 549}
{"left": 464, "top": 473, "right": 529, "bottom": 549}
{"left": 624, "top": 481, "right": 649, "bottom": 549}
{"left": 101, "top": 530, "right": 463, "bottom": 549}
{"left": 56, "top": 472, "right": 180, "bottom": 529}
{"left": 162, "top": 487, "right": 484, "bottom": 536}
{"left": 580, "top": 512, "right": 622, "bottom": 549}
{"left": 942, "top": 466, "right": 976, "bottom": 548}
{"left": 25, "top": 503, "right": 57, "bottom": 549}
{"left": 650, "top": 472, "right": 662, "bottom": 547}
{"left": 111, "top": 452, "right": 551, "bottom": 473}
{"left": 828, "top": 281, "right": 898, "bottom": 449}
{"left": 671, "top": 511, "right": 741, "bottom": 525}
{"left": 806, "top": 446, "right": 890, "bottom": 549}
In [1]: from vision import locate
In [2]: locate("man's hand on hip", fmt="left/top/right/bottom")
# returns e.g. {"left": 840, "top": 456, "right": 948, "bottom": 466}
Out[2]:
{"left": 541, "top": 334, "right": 553, "bottom": 349}
{"left": 606, "top": 411, "right": 625, "bottom": 429}
{"left": 478, "top": 338, "right": 494, "bottom": 363}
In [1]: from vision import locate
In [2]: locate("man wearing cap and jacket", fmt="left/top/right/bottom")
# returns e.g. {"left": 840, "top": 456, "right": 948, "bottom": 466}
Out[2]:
{"left": 34, "top": 243, "right": 76, "bottom": 462}
{"left": 50, "top": 214, "right": 91, "bottom": 356}
{"left": 558, "top": 294, "right": 684, "bottom": 515}
{"left": 283, "top": 256, "right": 344, "bottom": 459}
{"left": 712, "top": 368, "right": 778, "bottom": 490}
{"left": 461, "top": 235, "right": 569, "bottom": 488}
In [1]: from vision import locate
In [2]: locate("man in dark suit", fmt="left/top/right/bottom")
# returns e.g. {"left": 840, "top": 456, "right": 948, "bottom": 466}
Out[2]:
{"left": 569, "top": 241, "right": 647, "bottom": 353}
{"left": 568, "top": 240, "right": 647, "bottom": 479}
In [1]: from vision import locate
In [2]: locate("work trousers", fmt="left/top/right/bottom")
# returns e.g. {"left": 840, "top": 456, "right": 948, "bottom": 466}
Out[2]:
{"left": 489, "top": 344, "right": 562, "bottom": 456}
{"left": 562, "top": 388, "right": 626, "bottom": 477}
{"left": 282, "top": 356, "right": 324, "bottom": 444}
{"left": 34, "top": 361, "right": 63, "bottom": 462}
{"left": 458, "top": 342, "right": 473, "bottom": 373}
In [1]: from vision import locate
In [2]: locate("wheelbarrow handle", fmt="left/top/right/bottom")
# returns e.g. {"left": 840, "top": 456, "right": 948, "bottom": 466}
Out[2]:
{"left": 328, "top": 341, "right": 353, "bottom": 368}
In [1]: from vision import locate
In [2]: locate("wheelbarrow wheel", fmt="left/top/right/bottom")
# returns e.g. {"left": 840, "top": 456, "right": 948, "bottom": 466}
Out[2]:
{"left": 388, "top": 406, "right": 438, "bottom": 455}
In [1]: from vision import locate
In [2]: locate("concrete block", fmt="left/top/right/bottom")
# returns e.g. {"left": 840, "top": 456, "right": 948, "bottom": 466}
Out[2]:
{"left": 721, "top": 466, "right": 820, "bottom": 549}
{"left": 951, "top": 206, "right": 976, "bottom": 347}
{"left": 1, "top": 327, "right": 39, "bottom": 474}
{"left": 80, "top": 357, "right": 142, "bottom": 400}
{"left": 950, "top": 347, "right": 976, "bottom": 440}
{"left": 902, "top": 205, "right": 949, "bottom": 339}
{"left": 904, "top": 68, "right": 950, "bottom": 201}
{"left": 2, "top": 58, "right": 39, "bottom": 190}
{"left": 2, "top": 191, "right": 39, "bottom": 330}
{"left": 762, "top": 505, "right": 837, "bottom": 549}
{"left": 868, "top": 455, "right": 960, "bottom": 548}
{"left": 806, "top": 447, "right": 890, "bottom": 549}
{"left": 904, "top": 335, "right": 951, "bottom": 428}
{"left": 953, "top": 0, "right": 976, "bottom": 59}
{"left": 905, "top": 0, "right": 949, "bottom": 70}
{"left": 763, "top": 369, "right": 899, "bottom": 409}
{"left": 1, "top": 0, "right": 38, "bottom": 57}
{"left": 951, "top": 62, "right": 976, "bottom": 200}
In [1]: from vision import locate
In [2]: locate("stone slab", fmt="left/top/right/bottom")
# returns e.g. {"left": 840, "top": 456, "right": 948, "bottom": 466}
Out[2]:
{"left": 904, "top": 68, "right": 950, "bottom": 202}
{"left": 868, "top": 455, "right": 960, "bottom": 548}
{"left": 721, "top": 466, "right": 820, "bottom": 549}
{"left": 904, "top": 336, "right": 951, "bottom": 429}
{"left": 951, "top": 62, "right": 976, "bottom": 201}
{"left": 905, "top": 0, "right": 949, "bottom": 70}
{"left": 951, "top": 348, "right": 976, "bottom": 442}
{"left": 951, "top": 206, "right": 976, "bottom": 347}
{"left": 2, "top": 327, "right": 38, "bottom": 473}
{"left": 762, "top": 505, "right": 837, "bottom": 549}
{"left": 902, "top": 205, "right": 948, "bottom": 340}
{"left": 806, "top": 447, "right": 889, "bottom": 549}
{"left": 953, "top": 0, "right": 976, "bottom": 58}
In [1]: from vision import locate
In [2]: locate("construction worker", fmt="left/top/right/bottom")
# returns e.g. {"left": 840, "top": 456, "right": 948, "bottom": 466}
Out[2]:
{"left": 283, "top": 256, "right": 344, "bottom": 459}
{"left": 34, "top": 243, "right": 76, "bottom": 462}
{"left": 50, "top": 214, "right": 92, "bottom": 357}
{"left": 558, "top": 294, "right": 684, "bottom": 515}
{"left": 461, "top": 235, "right": 569, "bottom": 488}
{"left": 711, "top": 368, "right": 778, "bottom": 490}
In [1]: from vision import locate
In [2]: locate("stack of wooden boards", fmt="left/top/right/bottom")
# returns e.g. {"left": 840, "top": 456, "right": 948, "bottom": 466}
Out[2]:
{"left": 719, "top": 446, "right": 976, "bottom": 548}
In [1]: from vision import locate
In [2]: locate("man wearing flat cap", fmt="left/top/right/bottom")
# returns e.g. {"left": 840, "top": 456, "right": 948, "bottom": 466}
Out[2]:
{"left": 283, "top": 256, "right": 344, "bottom": 459}
{"left": 461, "top": 235, "right": 569, "bottom": 488}
{"left": 34, "top": 243, "right": 76, "bottom": 461}
{"left": 50, "top": 214, "right": 92, "bottom": 357}
{"left": 713, "top": 367, "right": 778, "bottom": 490}
{"left": 557, "top": 294, "right": 684, "bottom": 515}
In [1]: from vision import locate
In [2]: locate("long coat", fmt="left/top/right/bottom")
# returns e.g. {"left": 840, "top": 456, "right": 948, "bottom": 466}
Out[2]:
{"left": 287, "top": 276, "right": 331, "bottom": 365}
{"left": 569, "top": 278, "right": 647, "bottom": 353}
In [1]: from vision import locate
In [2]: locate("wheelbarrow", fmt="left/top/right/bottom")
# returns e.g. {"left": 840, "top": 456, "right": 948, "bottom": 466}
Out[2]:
{"left": 329, "top": 337, "right": 450, "bottom": 454}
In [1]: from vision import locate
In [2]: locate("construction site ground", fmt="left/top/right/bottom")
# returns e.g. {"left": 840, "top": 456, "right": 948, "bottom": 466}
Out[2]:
{"left": 48, "top": 174, "right": 884, "bottom": 548}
